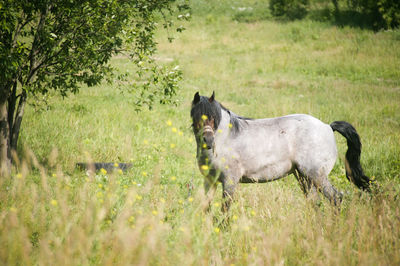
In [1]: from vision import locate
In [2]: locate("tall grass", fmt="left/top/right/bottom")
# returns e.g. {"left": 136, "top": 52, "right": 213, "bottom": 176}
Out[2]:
{"left": 1, "top": 0, "right": 400, "bottom": 264}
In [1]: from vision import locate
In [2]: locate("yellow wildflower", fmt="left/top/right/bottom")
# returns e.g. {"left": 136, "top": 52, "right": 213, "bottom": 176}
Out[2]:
{"left": 178, "top": 131, "right": 183, "bottom": 136}
{"left": 142, "top": 171, "right": 147, "bottom": 177}
{"left": 170, "top": 143, "right": 176, "bottom": 149}
{"left": 167, "top": 120, "right": 172, "bottom": 126}
{"left": 50, "top": 199, "right": 58, "bottom": 206}
{"left": 228, "top": 123, "right": 233, "bottom": 128}
{"left": 201, "top": 114, "right": 208, "bottom": 121}
{"left": 232, "top": 215, "right": 238, "bottom": 221}
{"left": 117, "top": 169, "right": 123, "bottom": 175}
{"left": 100, "top": 168, "right": 107, "bottom": 175}
{"left": 250, "top": 210, "right": 256, "bottom": 216}
{"left": 217, "top": 129, "right": 223, "bottom": 133}
{"left": 114, "top": 162, "right": 119, "bottom": 167}
{"left": 214, "top": 227, "right": 220, "bottom": 234}
{"left": 160, "top": 198, "right": 166, "bottom": 203}
{"left": 52, "top": 173, "right": 57, "bottom": 178}
{"left": 170, "top": 176, "right": 176, "bottom": 181}
{"left": 136, "top": 195, "right": 142, "bottom": 201}
{"left": 143, "top": 139, "right": 149, "bottom": 145}
{"left": 152, "top": 210, "right": 158, "bottom": 216}
{"left": 201, "top": 165, "right": 209, "bottom": 171}
{"left": 129, "top": 216, "right": 135, "bottom": 222}
{"left": 172, "top": 127, "right": 177, "bottom": 133}
{"left": 16, "top": 173, "right": 22, "bottom": 179}
{"left": 98, "top": 183, "right": 103, "bottom": 188}
{"left": 10, "top": 207, "right": 17, "bottom": 213}
{"left": 188, "top": 197, "right": 194, "bottom": 202}
{"left": 214, "top": 202, "right": 220, "bottom": 207}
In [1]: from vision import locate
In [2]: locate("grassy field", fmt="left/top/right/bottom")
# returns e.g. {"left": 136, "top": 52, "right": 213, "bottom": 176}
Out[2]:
{"left": 1, "top": 1, "right": 400, "bottom": 265}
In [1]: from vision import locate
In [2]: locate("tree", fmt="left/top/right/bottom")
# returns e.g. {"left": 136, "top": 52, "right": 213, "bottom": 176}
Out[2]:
{"left": 269, "top": 0, "right": 309, "bottom": 20}
{"left": 347, "top": 0, "right": 400, "bottom": 29}
{"left": 0, "top": 0, "right": 189, "bottom": 175}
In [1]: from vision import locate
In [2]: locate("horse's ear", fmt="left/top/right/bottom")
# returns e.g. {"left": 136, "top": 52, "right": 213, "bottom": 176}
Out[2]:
{"left": 209, "top": 91, "right": 215, "bottom": 102}
{"left": 193, "top": 92, "right": 200, "bottom": 104}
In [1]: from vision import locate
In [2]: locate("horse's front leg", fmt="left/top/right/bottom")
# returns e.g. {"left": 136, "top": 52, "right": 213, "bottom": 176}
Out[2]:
{"left": 221, "top": 177, "right": 238, "bottom": 212}
{"left": 203, "top": 177, "right": 217, "bottom": 212}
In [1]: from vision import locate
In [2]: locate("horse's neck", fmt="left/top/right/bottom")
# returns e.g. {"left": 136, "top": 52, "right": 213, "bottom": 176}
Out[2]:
{"left": 213, "top": 109, "right": 233, "bottom": 148}
{"left": 218, "top": 108, "right": 232, "bottom": 130}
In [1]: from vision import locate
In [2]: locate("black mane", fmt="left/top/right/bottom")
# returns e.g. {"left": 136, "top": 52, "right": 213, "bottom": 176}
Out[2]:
{"left": 191, "top": 94, "right": 252, "bottom": 133}
{"left": 220, "top": 104, "right": 252, "bottom": 133}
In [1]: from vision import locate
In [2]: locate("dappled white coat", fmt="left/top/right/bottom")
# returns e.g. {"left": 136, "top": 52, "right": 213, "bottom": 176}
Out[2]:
{"left": 209, "top": 109, "right": 338, "bottom": 188}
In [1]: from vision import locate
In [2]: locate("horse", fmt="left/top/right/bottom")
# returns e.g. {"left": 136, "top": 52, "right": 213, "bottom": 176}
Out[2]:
{"left": 190, "top": 91, "right": 371, "bottom": 212}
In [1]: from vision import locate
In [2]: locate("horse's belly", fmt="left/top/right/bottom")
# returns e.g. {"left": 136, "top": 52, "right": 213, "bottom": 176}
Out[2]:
{"left": 242, "top": 159, "right": 293, "bottom": 182}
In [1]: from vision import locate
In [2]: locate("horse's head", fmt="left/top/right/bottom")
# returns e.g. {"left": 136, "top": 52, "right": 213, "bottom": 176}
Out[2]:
{"left": 190, "top": 91, "right": 221, "bottom": 150}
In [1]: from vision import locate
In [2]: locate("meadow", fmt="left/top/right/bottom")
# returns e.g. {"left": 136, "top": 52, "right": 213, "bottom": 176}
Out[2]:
{"left": 1, "top": 0, "right": 400, "bottom": 265}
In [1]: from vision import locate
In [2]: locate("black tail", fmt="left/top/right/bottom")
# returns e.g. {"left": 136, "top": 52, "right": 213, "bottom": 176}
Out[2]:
{"left": 330, "top": 121, "right": 371, "bottom": 191}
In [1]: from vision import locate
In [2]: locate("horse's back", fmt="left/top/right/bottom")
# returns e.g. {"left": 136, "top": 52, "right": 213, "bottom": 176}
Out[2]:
{"left": 277, "top": 114, "right": 337, "bottom": 176}
{"left": 233, "top": 114, "right": 336, "bottom": 180}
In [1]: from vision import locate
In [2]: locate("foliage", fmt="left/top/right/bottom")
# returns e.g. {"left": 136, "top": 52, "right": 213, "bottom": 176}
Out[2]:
{"left": 347, "top": 0, "right": 400, "bottom": 29}
{"left": 269, "top": 0, "right": 310, "bottom": 20}
{"left": 0, "top": 0, "right": 190, "bottom": 172}
{"left": 0, "top": 0, "right": 189, "bottom": 98}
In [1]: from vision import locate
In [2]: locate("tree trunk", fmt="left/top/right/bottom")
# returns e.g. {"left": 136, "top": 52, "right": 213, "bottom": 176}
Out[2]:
{"left": 0, "top": 98, "right": 11, "bottom": 176}
{"left": 10, "top": 90, "right": 26, "bottom": 153}
{"left": 0, "top": 81, "right": 25, "bottom": 176}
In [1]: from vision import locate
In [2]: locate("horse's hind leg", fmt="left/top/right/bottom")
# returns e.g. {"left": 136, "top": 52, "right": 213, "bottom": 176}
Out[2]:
{"left": 294, "top": 169, "right": 320, "bottom": 202}
{"left": 307, "top": 168, "right": 343, "bottom": 207}
{"left": 314, "top": 175, "right": 343, "bottom": 206}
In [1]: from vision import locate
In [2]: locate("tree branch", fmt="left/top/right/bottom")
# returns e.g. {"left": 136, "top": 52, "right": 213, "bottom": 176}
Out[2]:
{"left": 11, "top": 13, "right": 32, "bottom": 48}
{"left": 27, "top": 5, "right": 49, "bottom": 84}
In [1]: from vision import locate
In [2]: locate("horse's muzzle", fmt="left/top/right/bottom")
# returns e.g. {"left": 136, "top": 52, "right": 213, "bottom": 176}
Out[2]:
{"left": 203, "top": 135, "right": 214, "bottom": 150}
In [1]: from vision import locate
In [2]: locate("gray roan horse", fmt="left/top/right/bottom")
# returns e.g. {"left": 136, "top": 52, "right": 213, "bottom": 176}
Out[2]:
{"left": 191, "top": 92, "right": 371, "bottom": 212}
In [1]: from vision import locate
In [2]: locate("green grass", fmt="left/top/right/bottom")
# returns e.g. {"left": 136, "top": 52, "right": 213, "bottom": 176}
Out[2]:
{"left": 1, "top": 0, "right": 400, "bottom": 264}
